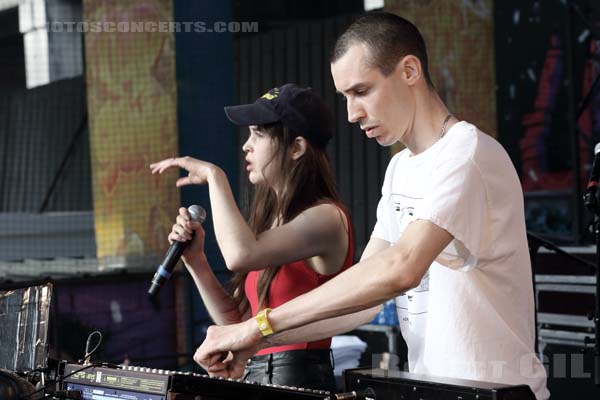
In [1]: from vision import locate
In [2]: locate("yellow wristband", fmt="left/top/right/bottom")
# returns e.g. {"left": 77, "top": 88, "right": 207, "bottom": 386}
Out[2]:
{"left": 254, "top": 308, "right": 274, "bottom": 336}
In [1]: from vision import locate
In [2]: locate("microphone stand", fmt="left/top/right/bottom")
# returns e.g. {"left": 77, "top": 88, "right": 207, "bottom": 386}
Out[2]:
{"left": 565, "top": 0, "right": 600, "bottom": 385}
{"left": 591, "top": 216, "right": 600, "bottom": 387}
{"left": 527, "top": 231, "right": 596, "bottom": 270}
{"left": 583, "top": 171, "right": 600, "bottom": 388}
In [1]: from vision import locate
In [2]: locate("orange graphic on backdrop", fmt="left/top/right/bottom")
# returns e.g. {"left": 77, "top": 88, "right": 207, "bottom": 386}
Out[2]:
{"left": 83, "top": 0, "right": 180, "bottom": 262}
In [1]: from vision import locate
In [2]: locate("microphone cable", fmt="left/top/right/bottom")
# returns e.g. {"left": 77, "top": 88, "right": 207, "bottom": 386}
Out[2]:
{"left": 20, "top": 330, "right": 104, "bottom": 400}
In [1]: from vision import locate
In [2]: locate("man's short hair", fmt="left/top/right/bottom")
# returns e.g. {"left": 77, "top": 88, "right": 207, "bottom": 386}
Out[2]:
{"left": 331, "top": 12, "right": 433, "bottom": 87}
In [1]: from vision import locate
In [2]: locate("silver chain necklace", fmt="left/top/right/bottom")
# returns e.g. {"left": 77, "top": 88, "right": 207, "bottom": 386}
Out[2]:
{"left": 438, "top": 113, "right": 453, "bottom": 140}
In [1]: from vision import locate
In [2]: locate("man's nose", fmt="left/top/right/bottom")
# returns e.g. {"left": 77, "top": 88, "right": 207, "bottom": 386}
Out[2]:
{"left": 347, "top": 98, "right": 365, "bottom": 124}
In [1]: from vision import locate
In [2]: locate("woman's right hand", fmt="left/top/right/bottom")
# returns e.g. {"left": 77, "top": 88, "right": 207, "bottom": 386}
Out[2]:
{"left": 150, "top": 156, "right": 222, "bottom": 187}
{"left": 168, "top": 207, "right": 207, "bottom": 267}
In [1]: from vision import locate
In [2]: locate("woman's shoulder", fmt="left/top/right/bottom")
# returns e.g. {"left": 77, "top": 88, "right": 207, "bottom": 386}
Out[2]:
{"left": 297, "top": 201, "right": 350, "bottom": 233}
{"left": 302, "top": 201, "right": 348, "bottom": 219}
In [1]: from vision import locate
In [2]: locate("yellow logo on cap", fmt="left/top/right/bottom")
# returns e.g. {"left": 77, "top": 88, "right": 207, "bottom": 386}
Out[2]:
{"left": 261, "top": 88, "right": 279, "bottom": 100}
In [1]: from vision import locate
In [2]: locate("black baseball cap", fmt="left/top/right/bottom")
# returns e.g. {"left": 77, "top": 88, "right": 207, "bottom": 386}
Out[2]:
{"left": 224, "top": 83, "right": 333, "bottom": 148}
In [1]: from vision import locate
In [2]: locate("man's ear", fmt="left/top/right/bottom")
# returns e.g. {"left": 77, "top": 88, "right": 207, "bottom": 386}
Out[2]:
{"left": 290, "top": 136, "right": 308, "bottom": 160}
{"left": 397, "top": 55, "right": 422, "bottom": 86}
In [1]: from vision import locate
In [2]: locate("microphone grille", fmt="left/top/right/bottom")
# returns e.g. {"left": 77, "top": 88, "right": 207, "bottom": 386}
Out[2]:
{"left": 188, "top": 205, "right": 206, "bottom": 223}
{"left": 595, "top": 143, "right": 600, "bottom": 155}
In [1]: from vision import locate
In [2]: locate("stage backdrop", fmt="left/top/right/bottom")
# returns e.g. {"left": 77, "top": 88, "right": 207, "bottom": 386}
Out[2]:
{"left": 82, "top": 0, "right": 180, "bottom": 264}
{"left": 386, "top": 0, "right": 497, "bottom": 153}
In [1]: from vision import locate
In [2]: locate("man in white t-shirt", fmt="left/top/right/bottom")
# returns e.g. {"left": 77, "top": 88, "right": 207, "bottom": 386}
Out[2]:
{"left": 195, "top": 12, "right": 550, "bottom": 399}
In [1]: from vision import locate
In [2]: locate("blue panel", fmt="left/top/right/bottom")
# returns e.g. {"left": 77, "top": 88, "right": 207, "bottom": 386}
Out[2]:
{"left": 173, "top": 0, "right": 238, "bottom": 359}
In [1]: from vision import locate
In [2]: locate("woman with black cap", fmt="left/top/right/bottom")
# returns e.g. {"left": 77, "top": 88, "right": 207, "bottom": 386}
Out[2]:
{"left": 150, "top": 84, "right": 364, "bottom": 392}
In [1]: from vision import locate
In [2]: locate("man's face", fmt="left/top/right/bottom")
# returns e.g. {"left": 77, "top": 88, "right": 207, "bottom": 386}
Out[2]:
{"left": 331, "top": 43, "right": 414, "bottom": 147}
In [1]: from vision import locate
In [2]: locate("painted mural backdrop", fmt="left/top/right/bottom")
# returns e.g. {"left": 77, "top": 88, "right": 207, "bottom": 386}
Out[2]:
{"left": 387, "top": 0, "right": 497, "bottom": 150}
{"left": 83, "top": 0, "right": 180, "bottom": 263}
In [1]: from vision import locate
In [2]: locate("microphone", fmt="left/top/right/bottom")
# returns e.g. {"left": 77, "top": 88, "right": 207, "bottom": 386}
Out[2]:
{"left": 584, "top": 143, "right": 600, "bottom": 215}
{"left": 148, "top": 205, "right": 206, "bottom": 296}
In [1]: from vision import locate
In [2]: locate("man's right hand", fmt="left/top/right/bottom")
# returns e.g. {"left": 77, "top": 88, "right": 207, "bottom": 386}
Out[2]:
{"left": 194, "top": 319, "right": 264, "bottom": 376}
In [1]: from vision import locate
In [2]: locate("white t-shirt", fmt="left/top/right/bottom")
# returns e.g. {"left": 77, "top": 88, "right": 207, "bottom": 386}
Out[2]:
{"left": 372, "top": 121, "right": 550, "bottom": 400}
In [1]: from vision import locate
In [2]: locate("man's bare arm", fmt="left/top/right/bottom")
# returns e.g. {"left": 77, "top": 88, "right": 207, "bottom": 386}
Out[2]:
{"left": 267, "top": 220, "right": 452, "bottom": 334}
{"left": 260, "top": 237, "right": 389, "bottom": 347}
{"left": 264, "top": 307, "right": 379, "bottom": 347}
{"left": 195, "top": 220, "right": 452, "bottom": 371}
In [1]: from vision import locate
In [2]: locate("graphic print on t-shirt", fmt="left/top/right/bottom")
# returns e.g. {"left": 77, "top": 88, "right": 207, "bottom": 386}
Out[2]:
{"left": 390, "top": 193, "right": 430, "bottom": 353}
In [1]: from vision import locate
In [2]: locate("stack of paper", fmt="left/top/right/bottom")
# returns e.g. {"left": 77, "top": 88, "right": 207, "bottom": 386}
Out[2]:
{"left": 331, "top": 335, "right": 368, "bottom": 376}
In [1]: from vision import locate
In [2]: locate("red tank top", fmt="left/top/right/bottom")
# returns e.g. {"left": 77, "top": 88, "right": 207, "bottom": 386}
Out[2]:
{"left": 244, "top": 206, "right": 355, "bottom": 355}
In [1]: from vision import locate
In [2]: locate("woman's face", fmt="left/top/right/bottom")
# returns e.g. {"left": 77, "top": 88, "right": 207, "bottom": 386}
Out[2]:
{"left": 242, "top": 126, "right": 279, "bottom": 186}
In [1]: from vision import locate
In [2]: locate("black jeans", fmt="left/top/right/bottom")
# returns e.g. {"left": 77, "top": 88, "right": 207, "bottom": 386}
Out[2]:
{"left": 243, "top": 349, "right": 337, "bottom": 393}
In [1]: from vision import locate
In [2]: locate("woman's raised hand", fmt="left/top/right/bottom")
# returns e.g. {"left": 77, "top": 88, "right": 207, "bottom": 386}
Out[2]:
{"left": 150, "top": 156, "right": 220, "bottom": 187}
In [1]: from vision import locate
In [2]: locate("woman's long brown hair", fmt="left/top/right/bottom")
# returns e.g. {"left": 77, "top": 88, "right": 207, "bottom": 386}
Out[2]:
{"left": 230, "top": 122, "right": 342, "bottom": 314}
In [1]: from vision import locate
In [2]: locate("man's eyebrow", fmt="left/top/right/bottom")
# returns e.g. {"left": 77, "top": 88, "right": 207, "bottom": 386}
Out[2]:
{"left": 337, "top": 83, "right": 367, "bottom": 94}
